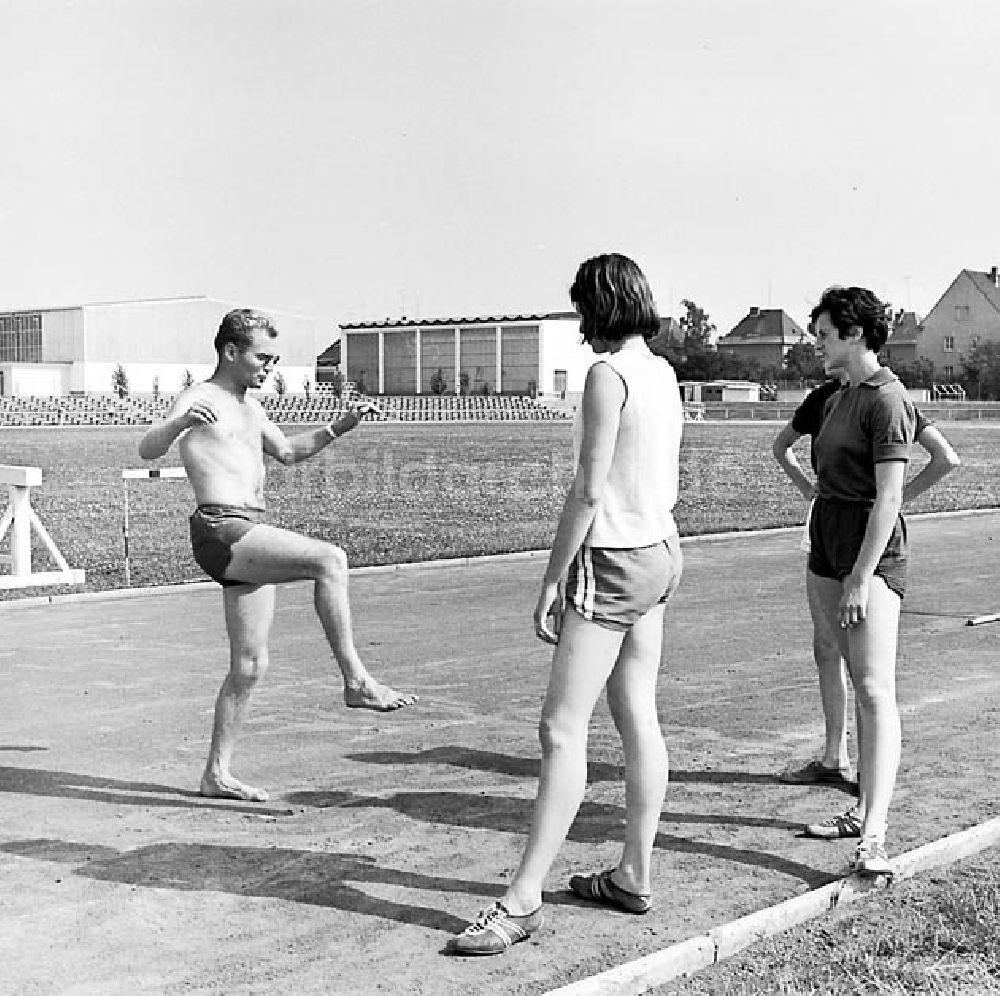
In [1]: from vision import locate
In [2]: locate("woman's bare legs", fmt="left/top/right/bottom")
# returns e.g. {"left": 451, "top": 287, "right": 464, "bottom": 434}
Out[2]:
{"left": 606, "top": 602, "right": 668, "bottom": 894}
{"left": 500, "top": 609, "right": 625, "bottom": 915}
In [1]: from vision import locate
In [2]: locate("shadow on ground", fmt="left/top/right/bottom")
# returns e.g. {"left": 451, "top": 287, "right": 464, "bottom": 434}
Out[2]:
{"left": 343, "top": 746, "right": 798, "bottom": 788}
{"left": 0, "top": 838, "right": 482, "bottom": 933}
{"left": 0, "top": 765, "right": 291, "bottom": 817}
{"left": 285, "top": 787, "right": 834, "bottom": 889}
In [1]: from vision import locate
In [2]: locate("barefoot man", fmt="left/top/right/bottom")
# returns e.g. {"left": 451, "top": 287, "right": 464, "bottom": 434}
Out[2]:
{"left": 139, "top": 308, "right": 417, "bottom": 802}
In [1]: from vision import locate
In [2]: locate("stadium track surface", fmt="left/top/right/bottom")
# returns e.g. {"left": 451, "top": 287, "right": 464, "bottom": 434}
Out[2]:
{"left": 0, "top": 510, "right": 998, "bottom": 994}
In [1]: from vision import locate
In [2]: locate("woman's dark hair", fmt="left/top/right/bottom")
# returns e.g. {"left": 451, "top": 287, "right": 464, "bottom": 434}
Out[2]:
{"left": 809, "top": 286, "right": 889, "bottom": 353}
{"left": 569, "top": 254, "right": 660, "bottom": 343}
{"left": 214, "top": 309, "right": 278, "bottom": 354}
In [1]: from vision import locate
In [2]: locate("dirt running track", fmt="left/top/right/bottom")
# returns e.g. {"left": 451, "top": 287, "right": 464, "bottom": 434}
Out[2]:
{"left": 1, "top": 511, "right": 998, "bottom": 995}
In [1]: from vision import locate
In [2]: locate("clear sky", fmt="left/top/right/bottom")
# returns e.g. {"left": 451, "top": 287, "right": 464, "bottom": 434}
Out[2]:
{"left": 3, "top": 0, "right": 1000, "bottom": 346}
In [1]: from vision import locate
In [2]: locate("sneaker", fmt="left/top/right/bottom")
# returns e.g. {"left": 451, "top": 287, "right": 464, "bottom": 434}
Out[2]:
{"left": 853, "top": 836, "right": 893, "bottom": 877}
{"left": 447, "top": 902, "right": 543, "bottom": 956}
{"left": 780, "top": 759, "right": 856, "bottom": 788}
{"left": 803, "top": 808, "right": 862, "bottom": 839}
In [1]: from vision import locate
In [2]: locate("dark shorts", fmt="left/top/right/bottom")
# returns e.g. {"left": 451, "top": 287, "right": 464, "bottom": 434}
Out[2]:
{"left": 189, "top": 504, "right": 265, "bottom": 587}
{"left": 565, "top": 535, "right": 683, "bottom": 632}
{"left": 807, "top": 496, "right": 907, "bottom": 598}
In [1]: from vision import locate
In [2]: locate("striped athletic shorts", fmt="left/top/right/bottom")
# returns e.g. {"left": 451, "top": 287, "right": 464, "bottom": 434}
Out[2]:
{"left": 565, "top": 535, "right": 683, "bottom": 632}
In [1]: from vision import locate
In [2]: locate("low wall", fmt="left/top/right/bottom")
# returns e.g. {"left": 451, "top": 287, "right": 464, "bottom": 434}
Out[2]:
{"left": 693, "top": 401, "right": 1000, "bottom": 422}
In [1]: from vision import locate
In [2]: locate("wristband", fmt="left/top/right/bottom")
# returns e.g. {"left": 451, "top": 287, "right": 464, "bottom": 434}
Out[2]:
{"left": 325, "top": 422, "right": 341, "bottom": 441}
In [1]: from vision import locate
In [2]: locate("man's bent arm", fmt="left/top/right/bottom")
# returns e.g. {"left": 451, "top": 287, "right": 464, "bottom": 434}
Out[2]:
{"left": 265, "top": 410, "right": 364, "bottom": 466}
{"left": 139, "top": 413, "right": 194, "bottom": 460}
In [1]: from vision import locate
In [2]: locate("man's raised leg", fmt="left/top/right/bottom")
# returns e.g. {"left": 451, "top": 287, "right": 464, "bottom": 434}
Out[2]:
{"left": 225, "top": 524, "right": 417, "bottom": 712}
{"left": 200, "top": 583, "right": 275, "bottom": 802}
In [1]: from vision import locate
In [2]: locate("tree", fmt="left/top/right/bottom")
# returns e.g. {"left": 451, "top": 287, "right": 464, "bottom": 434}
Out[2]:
{"left": 273, "top": 371, "right": 287, "bottom": 396}
{"left": 112, "top": 364, "right": 129, "bottom": 398}
{"left": 961, "top": 343, "right": 1000, "bottom": 400}
{"left": 782, "top": 342, "right": 824, "bottom": 382}
{"left": 679, "top": 299, "right": 716, "bottom": 350}
{"left": 429, "top": 367, "right": 447, "bottom": 395}
{"left": 893, "top": 357, "right": 935, "bottom": 390}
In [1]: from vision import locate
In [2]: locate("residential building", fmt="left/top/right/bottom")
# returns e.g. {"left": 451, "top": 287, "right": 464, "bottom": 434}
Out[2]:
{"left": 716, "top": 308, "right": 812, "bottom": 368}
{"left": 894, "top": 268, "right": 1000, "bottom": 381}
{"left": 882, "top": 311, "right": 922, "bottom": 367}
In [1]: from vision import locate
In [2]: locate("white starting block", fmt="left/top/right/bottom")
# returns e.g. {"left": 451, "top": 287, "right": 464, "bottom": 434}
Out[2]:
{"left": 0, "top": 465, "right": 86, "bottom": 589}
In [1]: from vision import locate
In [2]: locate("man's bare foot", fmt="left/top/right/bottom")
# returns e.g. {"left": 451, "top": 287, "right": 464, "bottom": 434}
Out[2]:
{"left": 200, "top": 772, "right": 269, "bottom": 802}
{"left": 345, "top": 680, "right": 418, "bottom": 712}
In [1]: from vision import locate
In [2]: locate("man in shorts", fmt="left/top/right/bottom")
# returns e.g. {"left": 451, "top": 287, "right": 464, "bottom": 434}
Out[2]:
{"left": 139, "top": 308, "right": 416, "bottom": 802}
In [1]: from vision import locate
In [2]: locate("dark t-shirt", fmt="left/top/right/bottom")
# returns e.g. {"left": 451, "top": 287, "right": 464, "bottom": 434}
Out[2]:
{"left": 792, "top": 378, "right": 928, "bottom": 472}
{"left": 812, "top": 367, "right": 917, "bottom": 504}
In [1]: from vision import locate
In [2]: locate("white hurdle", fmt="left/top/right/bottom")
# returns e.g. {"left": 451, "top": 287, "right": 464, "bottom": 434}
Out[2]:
{"left": 122, "top": 467, "right": 188, "bottom": 587}
{"left": 0, "top": 465, "right": 86, "bottom": 589}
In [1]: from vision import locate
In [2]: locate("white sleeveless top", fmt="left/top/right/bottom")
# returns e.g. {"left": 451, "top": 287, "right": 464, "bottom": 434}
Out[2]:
{"left": 573, "top": 346, "right": 682, "bottom": 548}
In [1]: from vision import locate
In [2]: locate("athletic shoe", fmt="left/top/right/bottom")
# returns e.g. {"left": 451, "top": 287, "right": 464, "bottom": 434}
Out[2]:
{"left": 447, "top": 902, "right": 542, "bottom": 956}
{"left": 803, "top": 808, "right": 862, "bottom": 840}
{"left": 569, "top": 868, "right": 652, "bottom": 914}
{"left": 780, "top": 759, "right": 856, "bottom": 788}
{"left": 852, "top": 836, "right": 893, "bottom": 877}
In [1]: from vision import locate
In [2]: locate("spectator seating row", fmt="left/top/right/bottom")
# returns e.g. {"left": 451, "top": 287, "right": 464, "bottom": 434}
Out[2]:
{"left": 0, "top": 392, "right": 570, "bottom": 426}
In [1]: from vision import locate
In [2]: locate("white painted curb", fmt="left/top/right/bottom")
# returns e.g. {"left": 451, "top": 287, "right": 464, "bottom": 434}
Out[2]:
{"left": 545, "top": 817, "right": 1000, "bottom": 995}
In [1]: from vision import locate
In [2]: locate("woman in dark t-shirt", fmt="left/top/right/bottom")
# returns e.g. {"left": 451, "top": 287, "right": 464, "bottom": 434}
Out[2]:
{"left": 773, "top": 375, "right": 958, "bottom": 795}
{"left": 802, "top": 286, "right": 916, "bottom": 878}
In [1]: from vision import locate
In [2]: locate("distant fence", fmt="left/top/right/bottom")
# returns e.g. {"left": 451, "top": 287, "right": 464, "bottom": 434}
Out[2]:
{"left": 690, "top": 401, "right": 1000, "bottom": 422}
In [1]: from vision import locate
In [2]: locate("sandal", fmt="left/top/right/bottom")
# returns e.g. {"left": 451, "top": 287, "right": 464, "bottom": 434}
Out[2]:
{"left": 780, "top": 759, "right": 856, "bottom": 789}
{"left": 569, "top": 869, "right": 651, "bottom": 914}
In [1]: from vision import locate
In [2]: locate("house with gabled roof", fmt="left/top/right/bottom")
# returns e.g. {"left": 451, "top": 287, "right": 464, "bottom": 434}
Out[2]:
{"left": 882, "top": 311, "right": 922, "bottom": 367}
{"left": 899, "top": 267, "right": 1000, "bottom": 381}
{"left": 715, "top": 307, "right": 812, "bottom": 368}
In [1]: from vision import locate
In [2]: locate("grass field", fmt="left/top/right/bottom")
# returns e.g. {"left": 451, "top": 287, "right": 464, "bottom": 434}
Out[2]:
{"left": 3, "top": 420, "right": 1000, "bottom": 594}
{"left": 660, "top": 852, "right": 1000, "bottom": 995}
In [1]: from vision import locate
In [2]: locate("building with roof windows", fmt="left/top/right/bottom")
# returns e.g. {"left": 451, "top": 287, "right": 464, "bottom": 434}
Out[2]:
{"left": 715, "top": 307, "right": 812, "bottom": 368}
{"left": 339, "top": 312, "right": 598, "bottom": 396}
{"left": 889, "top": 267, "right": 1000, "bottom": 382}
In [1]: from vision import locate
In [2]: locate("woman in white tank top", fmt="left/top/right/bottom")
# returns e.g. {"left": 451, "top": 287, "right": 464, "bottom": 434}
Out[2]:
{"left": 450, "top": 254, "right": 684, "bottom": 955}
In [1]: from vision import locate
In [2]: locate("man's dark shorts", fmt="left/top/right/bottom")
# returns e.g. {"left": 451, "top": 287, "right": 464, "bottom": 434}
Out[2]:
{"left": 189, "top": 504, "right": 265, "bottom": 587}
{"left": 807, "top": 496, "right": 907, "bottom": 598}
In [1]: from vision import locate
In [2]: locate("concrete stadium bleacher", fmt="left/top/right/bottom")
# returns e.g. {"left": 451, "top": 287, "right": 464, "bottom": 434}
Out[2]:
{"left": 0, "top": 392, "right": 571, "bottom": 426}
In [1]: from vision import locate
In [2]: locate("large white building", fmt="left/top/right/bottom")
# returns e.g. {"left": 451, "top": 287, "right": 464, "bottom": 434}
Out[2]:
{"left": 339, "top": 312, "right": 594, "bottom": 396}
{"left": 0, "top": 296, "right": 319, "bottom": 397}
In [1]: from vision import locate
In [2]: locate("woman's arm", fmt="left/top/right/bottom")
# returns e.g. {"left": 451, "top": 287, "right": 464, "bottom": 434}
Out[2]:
{"left": 534, "top": 362, "right": 624, "bottom": 643}
{"left": 839, "top": 460, "right": 906, "bottom": 627}
{"left": 902, "top": 424, "right": 960, "bottom": 504}
{"left": 771, "top": 421, "right": 814, "bottom": 500}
